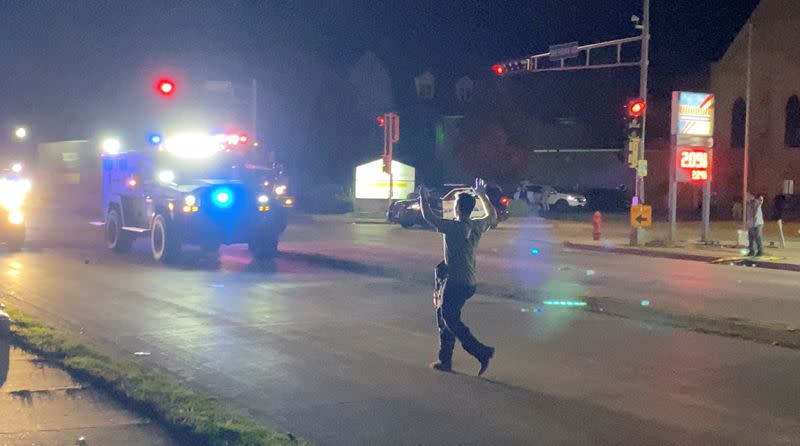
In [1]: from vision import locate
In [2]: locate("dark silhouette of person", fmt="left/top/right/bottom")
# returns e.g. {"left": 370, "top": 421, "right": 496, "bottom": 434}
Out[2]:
{"left": 420, "top": 179, "right": 496, "bottom": 375}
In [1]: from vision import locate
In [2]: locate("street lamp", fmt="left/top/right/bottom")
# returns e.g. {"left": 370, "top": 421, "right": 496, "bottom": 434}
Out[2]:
{"left": 14, "top": 127, "right": 27, "bottom": 140}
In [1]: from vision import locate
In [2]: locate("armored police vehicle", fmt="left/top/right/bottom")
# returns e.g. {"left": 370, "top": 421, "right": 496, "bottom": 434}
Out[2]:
{"left": 102, "top": 133, "right": 288, "bottom": 263}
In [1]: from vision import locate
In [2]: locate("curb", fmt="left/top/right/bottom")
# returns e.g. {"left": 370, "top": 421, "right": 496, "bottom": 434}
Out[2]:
{"left": 281, "top": 250, "right": 800, "bottom": 350}
{"left": 562, "top": 241, "right": 800, "bottom": 272}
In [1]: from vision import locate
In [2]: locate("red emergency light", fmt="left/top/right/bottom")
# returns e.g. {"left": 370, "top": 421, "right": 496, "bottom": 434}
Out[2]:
{"left": 156, "top": 79, "right": 176, "bottom": 96}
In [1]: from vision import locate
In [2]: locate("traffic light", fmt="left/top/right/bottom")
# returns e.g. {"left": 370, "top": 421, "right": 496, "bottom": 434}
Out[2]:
{"left": 376, "top": 116, "right": 386, "bottom": 126}
{"left": 624, "top": 98, "right": 645, "bottom": 167}
{"left": 492, "top": 64, "right": 506, "bottom": 76}
{"left": 627, "top": 98, "right": 646, "bottom": 118}
{"left": 156, "top": 79, "right": 176, "bottom": 96}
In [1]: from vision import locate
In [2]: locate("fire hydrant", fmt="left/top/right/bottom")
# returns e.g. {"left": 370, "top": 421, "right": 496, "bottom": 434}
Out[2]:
{"left": 592, "top": 211, "right": 602, "bottom": 241}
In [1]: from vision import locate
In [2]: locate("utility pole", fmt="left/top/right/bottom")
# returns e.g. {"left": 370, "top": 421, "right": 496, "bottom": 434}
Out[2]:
{"left": 742, "top": 22, "right": 754, "bottom": 232}
{"left": 382, "top": 112, "right": 400, "bottom": 208}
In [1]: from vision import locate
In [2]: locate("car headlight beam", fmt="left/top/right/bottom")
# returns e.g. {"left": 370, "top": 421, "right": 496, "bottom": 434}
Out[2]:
{"left": 8, "top": 210, "right": 24, "bottom": 225}
{"left": 158, "top": 170, "right": 175, "bottom": 183}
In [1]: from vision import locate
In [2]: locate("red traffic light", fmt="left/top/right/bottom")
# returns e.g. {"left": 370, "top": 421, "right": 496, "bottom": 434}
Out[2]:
{"left": 156, "top": 79, "right": 176, "bottom": 96}
{"left": 492, "top": 64, "right": 506, "bottom": 76}
{"left": 628, "top": 99, "right": 646, "bottom": 117}
{"left": 376, "top": 116, "right": 386, "bottom": 126}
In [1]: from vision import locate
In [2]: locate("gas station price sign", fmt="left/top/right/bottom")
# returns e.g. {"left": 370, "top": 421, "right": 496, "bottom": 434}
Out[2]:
{"left": 676, "top": 147, "right": 712, "bottom": 183}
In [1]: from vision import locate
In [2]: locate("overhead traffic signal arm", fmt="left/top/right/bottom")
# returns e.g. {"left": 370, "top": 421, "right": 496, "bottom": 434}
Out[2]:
{"left": 491, "top": 35, "right": 644, "bottom": 76}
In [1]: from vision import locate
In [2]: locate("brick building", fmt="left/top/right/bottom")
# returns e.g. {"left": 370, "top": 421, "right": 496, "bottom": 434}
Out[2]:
{"left": 711, "top": 0, "right": 800, "bottom": 217}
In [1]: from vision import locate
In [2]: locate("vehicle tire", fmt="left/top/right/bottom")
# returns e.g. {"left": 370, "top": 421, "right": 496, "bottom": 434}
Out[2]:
{"left": 106, "top": 208, "right": 134, "bottom": 253}
{"left": 400, "top": 221, "right": 414, "bottom": 228}
{"left": 151, "top": 214, "right": 181, "bottom": 263}
{"left": 554, "top": 200, "right": 569, "bottom": 213}
{"left": 249, "top": 234, "right": 279, "bottom": 260}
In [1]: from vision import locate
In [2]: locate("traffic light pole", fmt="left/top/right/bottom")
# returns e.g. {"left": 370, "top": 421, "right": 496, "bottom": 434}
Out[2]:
{"left": 632, "top": 0, "right": 650, "bottom": 246}
{"left": 637, "top": 0, "right": 649, "bottom": 204}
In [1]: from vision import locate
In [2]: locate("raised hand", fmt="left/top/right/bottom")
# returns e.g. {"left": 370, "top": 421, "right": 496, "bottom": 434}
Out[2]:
{"left": 474, "top": 178, "right": 487, "bottom": 194}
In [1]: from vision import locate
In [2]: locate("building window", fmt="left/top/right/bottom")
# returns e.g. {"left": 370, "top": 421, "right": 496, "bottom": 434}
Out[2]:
{"left": 418, "top": 84, "right": 433, "bottom": 100}
{"left": 731, "top": 97, "right": 746, "bottom": 149}
{"left": 456, "top": 86, "right": 472, "bottom": 102}
{"left": 785, "top": 95, "right": 800, "bottom": 147}
{"left": 455, "top": 76, "right": 474, "bottom": 103}
{"left": 415, "top": 71, "right": 435, "bottom": 100}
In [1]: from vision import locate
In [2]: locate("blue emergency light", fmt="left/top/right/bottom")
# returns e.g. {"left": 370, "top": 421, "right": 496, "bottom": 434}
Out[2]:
{"left": 211, "top": 187, "right": 234, "bottom": 208}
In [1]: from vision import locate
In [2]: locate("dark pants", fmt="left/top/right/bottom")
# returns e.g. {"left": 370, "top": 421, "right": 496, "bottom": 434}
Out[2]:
{"left": 748, "top": 225, "right": 763, "bottom": 256}
{"left": 436, "top": 282, "right": 489, "bottom": 365}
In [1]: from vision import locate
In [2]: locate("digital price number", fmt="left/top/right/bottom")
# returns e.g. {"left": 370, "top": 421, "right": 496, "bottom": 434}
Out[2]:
{"left": 676, "top": 148, "right": 711, "bottom": 183}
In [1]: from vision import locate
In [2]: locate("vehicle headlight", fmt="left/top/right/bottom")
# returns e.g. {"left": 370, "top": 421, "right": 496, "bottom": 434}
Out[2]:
{"left": 274, "top": 184, "right": 287, "bottom": 196}
{"left": 407, "top": 202, "right": 421, "bottom": 210}
{"left": 158, "top": 170, "right": 175, "bottom": 183}
{"left": 184, "top": 194, "right": 197, "bottom": 206}
{"left": 257, "top": 194, "right": 269, "bottom": 204}
{"left": 566, "top": 195, "right": 577, "bottom": 201}
{"left": 8, "top": 210, "right": 24, "bottom": 225}
{"left": 0, "top": 179, "right": 29, "bottom": 210}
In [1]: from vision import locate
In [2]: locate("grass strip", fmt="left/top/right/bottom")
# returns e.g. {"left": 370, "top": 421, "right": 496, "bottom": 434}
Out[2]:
{"left": 5, "top": 307, "right": 308, "bottom": 446}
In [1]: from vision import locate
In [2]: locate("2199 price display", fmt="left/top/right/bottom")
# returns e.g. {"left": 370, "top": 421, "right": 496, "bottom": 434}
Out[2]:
{"left": 676, "top": 148, "right": 711, "bottom": 183}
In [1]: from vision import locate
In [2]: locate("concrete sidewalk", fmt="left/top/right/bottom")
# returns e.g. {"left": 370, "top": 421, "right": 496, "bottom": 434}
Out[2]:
{"left": 552, "top": 217, "right": 800, "bottom": 270}
{"left": 0, "top": 338, "right": 177, "bottom": 445}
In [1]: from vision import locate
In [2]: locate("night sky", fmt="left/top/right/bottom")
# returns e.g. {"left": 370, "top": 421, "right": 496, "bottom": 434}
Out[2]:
{"left": 0, "top": 0, "right": 759, "bottom": 148}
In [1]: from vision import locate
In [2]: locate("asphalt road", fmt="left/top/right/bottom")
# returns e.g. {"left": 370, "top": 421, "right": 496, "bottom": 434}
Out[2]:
{"left": 283, "top": 218, "right": 800, "bottom": 328}
{"left": 1, "top": 215, "right": 799, "bottom": 445}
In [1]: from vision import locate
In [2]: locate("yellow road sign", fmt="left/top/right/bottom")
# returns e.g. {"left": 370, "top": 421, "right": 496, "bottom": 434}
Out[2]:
{"left": 630, "top": 204, "right": 652, "bottom": 228}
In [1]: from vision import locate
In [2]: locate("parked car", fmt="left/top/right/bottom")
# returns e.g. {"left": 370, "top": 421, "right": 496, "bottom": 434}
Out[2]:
{"left": 516, "top": 183, "right": 587, "bottom": 212}
{"left": 485, "top": 185, "right": 509, "bottom": 227}
{"left": 386, "top": 194, "right": 425, "bottom": 228}
{"left": 387, "top": 184, "right": 507, "bottom": 228}
{"left": 584, "top": 187, "right": 631, "bottom": 212}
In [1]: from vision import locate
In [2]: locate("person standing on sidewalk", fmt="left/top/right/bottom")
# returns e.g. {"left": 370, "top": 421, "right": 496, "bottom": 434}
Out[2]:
{"left": 746, "top": 193, "right": 765, "bottom": 257}
{"left": 420, "top": 179, "right": 496, "bottom": 376}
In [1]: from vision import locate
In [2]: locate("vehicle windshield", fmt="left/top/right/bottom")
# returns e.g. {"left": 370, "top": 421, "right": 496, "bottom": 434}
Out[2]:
{"left": 155, "top": 150, "right": 245, "bottom": 183}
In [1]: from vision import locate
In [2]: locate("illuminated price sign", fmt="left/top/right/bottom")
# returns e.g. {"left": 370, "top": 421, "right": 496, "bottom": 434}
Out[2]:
{"left": 676, "top": 147, "right": 712, "bottom": 183}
